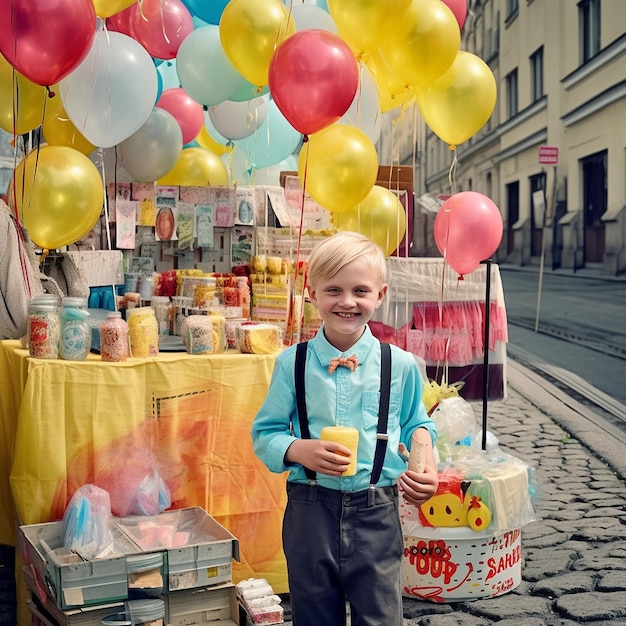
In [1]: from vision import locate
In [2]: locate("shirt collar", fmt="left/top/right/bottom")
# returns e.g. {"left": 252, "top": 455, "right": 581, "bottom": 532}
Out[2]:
{"left": 309, "top": 323, "right": 376, "bottom": 368}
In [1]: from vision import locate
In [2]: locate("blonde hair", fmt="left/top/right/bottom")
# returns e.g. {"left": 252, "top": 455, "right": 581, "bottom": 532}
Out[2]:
{"left": 307, "top": 231, "right": 387, "bottom": 288}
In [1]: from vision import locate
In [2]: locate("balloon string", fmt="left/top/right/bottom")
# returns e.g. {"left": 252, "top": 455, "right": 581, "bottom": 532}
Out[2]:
{"left": 447, "top": 147, "right": 458, "bottom": 195}
{"left": 286, "top": 135, "right": 309, "bottom": 346}
{"left": 9, "top": 72, "right": 35, "bottom": 299}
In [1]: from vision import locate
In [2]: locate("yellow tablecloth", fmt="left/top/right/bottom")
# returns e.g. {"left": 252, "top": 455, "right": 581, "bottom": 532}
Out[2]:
{"left": 0, "top": 339, "right": 288, "bottom": 621}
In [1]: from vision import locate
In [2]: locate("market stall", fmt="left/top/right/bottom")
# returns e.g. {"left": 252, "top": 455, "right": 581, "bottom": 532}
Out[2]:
{"left": 0, "top": 340, "right": 289, "bottom": 601}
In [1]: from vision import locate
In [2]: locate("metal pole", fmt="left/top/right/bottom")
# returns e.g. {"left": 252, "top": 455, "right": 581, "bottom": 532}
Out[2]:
{"left": 480, "top": 258, "right": 492, "bottom": 451}
{"left": 535, "top": 166, "right": 557, "bottom": 332}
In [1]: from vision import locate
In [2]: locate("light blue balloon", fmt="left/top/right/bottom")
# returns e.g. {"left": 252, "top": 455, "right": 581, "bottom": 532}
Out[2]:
{"left": 192, "top": 16, "right": 209, "bottom": 29}
{"left": 181, "top": 0, "right": 229, "bottom": 25}
{"left": 235, "top": 99, "right": 302, "bottom": 169}
{"left": 229, "top": 80, "right": 269, "bottom": 103}
{"left": 157, "top": 60, "right": 180, "bottom": 91}
{"left": 155, "top": 71, "right": 163, "bottom": 104}
{"left": 176, "top": 26, "right": 245, "bottom": 106}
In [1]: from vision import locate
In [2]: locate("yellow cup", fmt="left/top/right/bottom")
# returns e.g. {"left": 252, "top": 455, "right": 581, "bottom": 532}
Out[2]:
{"left": 321, "top": 426, "right": 359, "bottom": 476}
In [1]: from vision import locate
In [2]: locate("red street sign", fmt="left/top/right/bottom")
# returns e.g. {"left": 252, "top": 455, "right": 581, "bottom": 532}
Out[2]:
{"left": 538, "top": 145, "right": 559, "bottom": 165}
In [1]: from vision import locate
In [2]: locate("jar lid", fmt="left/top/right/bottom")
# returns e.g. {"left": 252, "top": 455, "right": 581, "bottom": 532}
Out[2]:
{"left": 127, "top": 306, "right": 155, "bottom": 316}
{"left": 106, "top": 311, "right": 123, "bottom": 319}
{"left": 61, "top": 297, "right": 88, "bottom": 307}
{"left": 29, "top": 302, "right": 57, "bottom": 311}
{"left": 151, "top": 296, "right": 170, "bottom": 303}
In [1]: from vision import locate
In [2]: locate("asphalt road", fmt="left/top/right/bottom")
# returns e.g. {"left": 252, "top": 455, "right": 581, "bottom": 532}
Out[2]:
{"left": 499, "top": 265, "right": 626, "bottom": 416}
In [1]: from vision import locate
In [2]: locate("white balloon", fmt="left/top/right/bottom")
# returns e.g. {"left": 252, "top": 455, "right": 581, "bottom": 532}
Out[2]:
{"left": 339, "top": 64, "right": 382, "bottom": 145}
{"left": 292, "top": 5, "right": 338, "bottom": 33}
{"left": 203, "top": 109, "right": 229, "bottom": 144}
{"left": 208, "top": 94, "right": 269, "bottom": 141}
{"left": 60, "top": 32, "right": 158, "bottom": 148}
{"left": 119, "top": 108, "right": 183, "bottom": 182}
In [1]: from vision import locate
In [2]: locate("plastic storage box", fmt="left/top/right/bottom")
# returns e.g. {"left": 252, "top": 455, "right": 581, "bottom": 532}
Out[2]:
{"left": 20, "top": 507, "right": 240, "bottom": 611}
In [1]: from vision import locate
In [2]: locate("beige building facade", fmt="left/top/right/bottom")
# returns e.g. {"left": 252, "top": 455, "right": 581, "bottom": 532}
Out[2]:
{"left": 381, "top": 0, "right": 626, "bottom": 275}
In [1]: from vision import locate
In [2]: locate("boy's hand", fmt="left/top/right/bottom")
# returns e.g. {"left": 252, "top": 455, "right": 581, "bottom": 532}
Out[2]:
{"left": 397, "top": 465, "right": 439, "bottom": 506}
{"left": 397, "top": 428, "right": 439, "bottom": 505}
{"left": 285, "top": 438, "right": 352, "bottom": 476}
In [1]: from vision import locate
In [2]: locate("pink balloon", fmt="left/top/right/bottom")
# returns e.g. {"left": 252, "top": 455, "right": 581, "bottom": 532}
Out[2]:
{"left": 156, "top": 87, "right": 204, "bottom": 145}
{"left": 434, "top": 191, "right": 503, "bottom": 277}
{"left": 0, "top": 0, "right": 97, "bottom": 86}
{"left": 128, "top": 0, "right": 194, "bottom": 60}
{"left": 440, "top": 0, "right": 468, "bottom": 31}
{"left": 269, "top": 29, "right": 358, "bottom": 136}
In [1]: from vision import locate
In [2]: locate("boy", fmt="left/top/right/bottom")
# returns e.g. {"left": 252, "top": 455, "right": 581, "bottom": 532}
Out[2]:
{"left": 252, "top": 232, "right": 438, "bottom": 625}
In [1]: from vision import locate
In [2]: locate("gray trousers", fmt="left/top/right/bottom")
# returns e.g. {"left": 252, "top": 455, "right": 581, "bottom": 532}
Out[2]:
{"left": 282, "top": 483, "right": 403, "bottom": 626}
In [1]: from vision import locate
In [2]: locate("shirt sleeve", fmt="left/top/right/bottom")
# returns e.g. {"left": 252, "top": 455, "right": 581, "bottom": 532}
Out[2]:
{"left": 251, "top": 351, "right": 299, "bottom": 474}
{"left": 394, "top": 347, "right": 438, "bottom": 449}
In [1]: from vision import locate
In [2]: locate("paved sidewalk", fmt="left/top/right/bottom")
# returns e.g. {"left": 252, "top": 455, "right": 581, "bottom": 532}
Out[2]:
{"left": 280, "top": 360, "right": 626, "bottom": 625}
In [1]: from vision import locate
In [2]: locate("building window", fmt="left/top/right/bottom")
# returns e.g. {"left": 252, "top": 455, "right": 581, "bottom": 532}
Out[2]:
{"left": 505, "top": 0, "right": 519, "bottom": 20}
{"left": 530, "top": 46, "right": 544, "bottom": 102}
{"left": 579, "top": 0, "right": 600, "bottom": 64}
{"left": 506, "top": 69, "right": 518, "bottom": 118}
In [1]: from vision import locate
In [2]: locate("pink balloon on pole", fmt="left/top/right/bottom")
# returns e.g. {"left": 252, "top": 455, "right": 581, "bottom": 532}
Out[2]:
{"left": 440, "top": 0, "right": 467, "bottom": 31}
{"left": 156, "top": 87, "right": 204, "bottom": 145}
{"left": 434, "top": 191, "right": 503, "bottom": 277}
{"left": 128, "top": 0, "right": 194, "bottom": 59}
{"left": 269, "top": 29, "right": 358, "bottom": 136}
{"left": 0, "top": 0, "right": 97, "bottom": 86}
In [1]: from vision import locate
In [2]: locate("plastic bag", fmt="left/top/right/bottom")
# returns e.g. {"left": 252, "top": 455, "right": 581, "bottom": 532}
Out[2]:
{"left": 129, "top": 466, "right": 171, "bottom": 516}
{"left": 62, "top": 484, "right": 112, "bottom": 559}
{"left": 431, "top": 395, "right": 480, "bottom": 460}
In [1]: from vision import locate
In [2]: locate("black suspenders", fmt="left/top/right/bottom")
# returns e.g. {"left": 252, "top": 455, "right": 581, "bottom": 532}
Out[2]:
{"left": 294, "top": 341, "right": 392, "bottom": 486}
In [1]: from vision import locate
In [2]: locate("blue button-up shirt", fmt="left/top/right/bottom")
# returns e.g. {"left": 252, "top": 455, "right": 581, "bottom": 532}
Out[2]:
{"left": 252, "top": 325, "right": 437, "bottom": 492}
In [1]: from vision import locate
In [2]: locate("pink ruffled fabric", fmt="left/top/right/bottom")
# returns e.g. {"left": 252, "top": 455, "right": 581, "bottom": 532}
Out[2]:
{"left": 370, "top": 301, "right": 507, "bottom": 366}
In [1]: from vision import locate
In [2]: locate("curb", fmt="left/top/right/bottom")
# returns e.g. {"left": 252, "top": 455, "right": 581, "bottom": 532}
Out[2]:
{"left": 506, "top": 359, "right": 626, "bottom": 481}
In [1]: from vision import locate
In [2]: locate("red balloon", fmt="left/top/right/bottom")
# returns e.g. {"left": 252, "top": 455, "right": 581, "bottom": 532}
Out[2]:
{"left": 0, "top": 0, "right": 97, "bottom": 86}
{"left": 269, "top": 29, "right": 358, "bottom": 136}
{"left": 440, "top": 0, "right": 468, "bottom": 31}
{"left": 156, "top": 87, "right": 204, "bottom": 145}
{"left": 434, "top": 191, "right": 503, "bottom": 277}
{"left": 128, "top": 0, "right": 194, "bottom": 60}
{"left": 106, "top": 5, "right": 135, "bottom": 36}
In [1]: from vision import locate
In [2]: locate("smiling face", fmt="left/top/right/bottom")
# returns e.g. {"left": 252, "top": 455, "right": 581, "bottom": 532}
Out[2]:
{"left": 309, "top": 258, "right": 387, "bottom": 352}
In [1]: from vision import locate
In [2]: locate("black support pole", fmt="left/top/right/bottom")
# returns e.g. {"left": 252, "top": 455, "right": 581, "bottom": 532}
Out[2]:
{"left": 480, "top": 258, "right": 492, "bottom": 451}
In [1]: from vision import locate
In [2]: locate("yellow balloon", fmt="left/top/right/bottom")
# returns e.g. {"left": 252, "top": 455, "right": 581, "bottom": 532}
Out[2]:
{"left": 195, "top": 125, "right": 228, "bottom": 156}
{"left": 42, "top": 103, "right": 96, "bottom": 155}
{"left": 157, "top": 147, "right": 229, "bottom": 186}
{"left": 333, "top": 185, "right": 406, "bottom": 257}
{"left": 0, "top": 55, "right": 47, "bottom": 135}
{"left": 328, "top": 0, "right": 411, "bottom": 54}
{"left": 416, "top": 51, "right": 497, "bottom": 146}
{"left": 379, "top": 0, "right": 460, "bottom": 88}
{"left": 92, "top": 0, "right": 136, "bottom": 18}
{"left": 219, "top": 0, "right": 296, "bottom": 87}
{"left": 363, "top": 51, "right": 413, "bottom": 113}
{"left": 297, "top": 124, "right": 378, "bottom": 214}
{"left": 9, "top": 146, "right": 104, "bottom": 250}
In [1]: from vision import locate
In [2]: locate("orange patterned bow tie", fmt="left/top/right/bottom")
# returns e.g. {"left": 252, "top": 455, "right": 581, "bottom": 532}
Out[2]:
{"left": 328, "top": 354, "right": 359, "bottom": 374}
